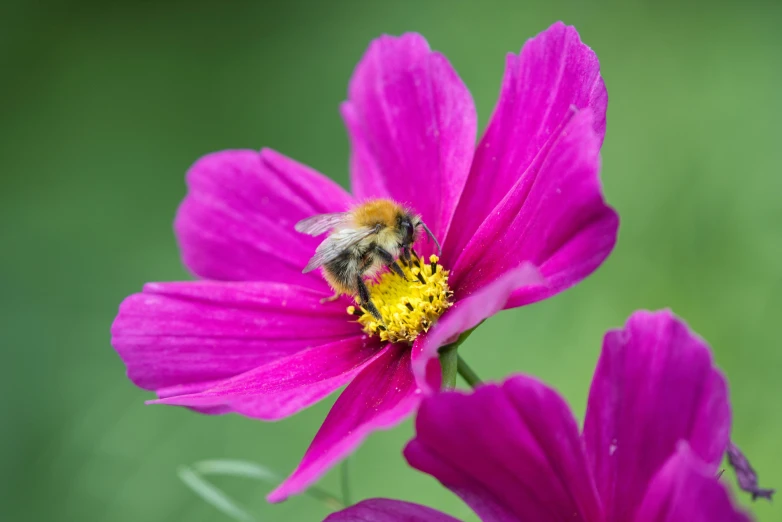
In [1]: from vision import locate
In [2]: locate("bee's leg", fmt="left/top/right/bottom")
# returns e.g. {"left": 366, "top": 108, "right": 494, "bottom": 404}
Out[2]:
{"left": 389, "top": 261, "right": 407, "bottom": 279}
{"left": 395, "top": 245, "right": 408, "bottom": 267}
{"left": 375, "top": 246, "right": 407, "bottom": 280}
{"left": 319, "top": 292, "right": 341, "bottom": 304}
{"left": 356, "top": 275, "right": 382, "bottom": 321}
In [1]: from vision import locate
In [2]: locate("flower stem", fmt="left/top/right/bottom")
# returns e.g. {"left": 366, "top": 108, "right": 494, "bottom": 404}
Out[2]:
{"left": 457, "top": 354, "right": 483, "bottom": 388}
{"left": 340, "top": 457, "right": 351, "bottom": 506}
{"left": 439, "top": 344, "right": 459, "bottom": 389}
{"left": 438, "top": 323, "right": 483, "bottom": 390}
{"left": 305, "top": 487, "right": 345, "bottom": 511}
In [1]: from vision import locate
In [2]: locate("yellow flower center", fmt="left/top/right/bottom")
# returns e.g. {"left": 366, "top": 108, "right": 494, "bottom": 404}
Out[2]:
{"left": 348, "top": 254, "right": 453, "bottom": 344}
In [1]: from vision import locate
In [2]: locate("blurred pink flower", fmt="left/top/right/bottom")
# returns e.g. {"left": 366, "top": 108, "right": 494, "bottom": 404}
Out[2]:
{"left": 328, "top": 310, "right": 750, "bottom": 522}
{"left": 111, "top": 22, "right": 617, "bottom": 501}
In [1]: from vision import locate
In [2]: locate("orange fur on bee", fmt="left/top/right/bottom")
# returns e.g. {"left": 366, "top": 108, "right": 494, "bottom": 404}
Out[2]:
{"left": 351, "top": 199, "right": 403, "bottom": 228}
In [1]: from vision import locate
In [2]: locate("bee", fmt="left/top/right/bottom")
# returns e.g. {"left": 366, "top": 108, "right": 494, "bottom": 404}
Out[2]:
{"left": 295, "top": 199, "right": 441, "bottom": 320}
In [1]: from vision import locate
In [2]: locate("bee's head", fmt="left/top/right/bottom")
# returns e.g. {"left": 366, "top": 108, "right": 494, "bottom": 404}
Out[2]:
{"left": 397, "top": 213, "right": 418, "bottom": 247}
{"left": 396, "top": 211, "right": 441, "bottom": 255}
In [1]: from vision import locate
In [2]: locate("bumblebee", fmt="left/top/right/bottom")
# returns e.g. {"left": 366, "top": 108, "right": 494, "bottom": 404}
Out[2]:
{"left": 295, "top": 199, "right": 441, "bottom": 320}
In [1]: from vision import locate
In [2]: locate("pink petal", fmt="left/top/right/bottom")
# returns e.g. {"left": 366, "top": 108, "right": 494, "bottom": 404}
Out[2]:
{"left": 111, "top": 280, "right": 361, "bottom": 395}
{"left": 411, "top": 263, "right": 542, "bottom": 393}
{"left": 342, "top": 33, "right": 477, "bottom": 244}
{"left": 268, "top": 344, "right": 420, "bottom": 502}
{"left": 634, "top": 442, "right": 751, "bottom": 522}
{"left": 449, "top": 107, "right": 617, "bottom": 308}
{"left": 325, "top": 499, "right": 461, "bottom": 522}
{"left": 446, "top": 21, "right": 608, "bottom": 265}
{"left": 404, "top": 376, "right": 603, "bottom": 522}
{"left": 583, "top": 310, "right": 731, "bottom": 522}
{"left": 149, "top": 334, "right": 383, "bottom": 420}
{"left": 175, "top": 148, "right": 354, "bottom": 288}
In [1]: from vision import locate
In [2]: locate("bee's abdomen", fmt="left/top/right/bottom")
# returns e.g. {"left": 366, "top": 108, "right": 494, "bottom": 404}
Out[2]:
{"left": 323, "top": 251, "right": 361, "bottom": 295}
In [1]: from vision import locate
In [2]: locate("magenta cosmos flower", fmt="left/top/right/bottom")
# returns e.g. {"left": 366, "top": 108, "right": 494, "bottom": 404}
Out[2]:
{"left": 328, "top": 310, "right": 750, "bottom": 522}
{"left": 111, "top": 22, "right": 618, "bottom": 501}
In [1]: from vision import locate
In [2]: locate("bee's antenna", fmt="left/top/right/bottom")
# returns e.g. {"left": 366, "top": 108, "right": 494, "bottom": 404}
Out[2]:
{"left": 420, "top": 221, "right": 442, "bottom": 256}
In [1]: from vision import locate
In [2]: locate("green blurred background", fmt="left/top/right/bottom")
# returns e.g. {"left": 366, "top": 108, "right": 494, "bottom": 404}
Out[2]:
{"left": 2, "top": 0, "right": 780, "bottom": 520}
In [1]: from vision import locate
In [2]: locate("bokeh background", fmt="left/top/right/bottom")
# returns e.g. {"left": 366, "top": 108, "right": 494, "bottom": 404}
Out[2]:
{"left": 2, "top": 0, "right": 781, "bottom": 520}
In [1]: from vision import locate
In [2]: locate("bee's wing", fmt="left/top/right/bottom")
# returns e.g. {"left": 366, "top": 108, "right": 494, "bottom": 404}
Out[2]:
{"left": 295, "top": 212, "right": 350, "bottom": 236}
{"left": 302, "top": 226, "right": 377, "bottom": 273}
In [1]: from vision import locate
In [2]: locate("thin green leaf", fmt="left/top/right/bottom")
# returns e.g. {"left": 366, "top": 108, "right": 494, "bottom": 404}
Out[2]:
{"left": 193, "top": 460, "right": 281, "bottom": 482}
{"left": 180, "top": 459, "right": 345, "bottom": 512}
{"left": 178, "top": 466, "right": 257, "bottom": 522}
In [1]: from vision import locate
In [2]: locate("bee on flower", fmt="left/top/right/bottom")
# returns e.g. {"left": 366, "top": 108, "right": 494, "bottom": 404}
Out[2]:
{"left": 295, "top": 198, "right": 441, "bottom": 321}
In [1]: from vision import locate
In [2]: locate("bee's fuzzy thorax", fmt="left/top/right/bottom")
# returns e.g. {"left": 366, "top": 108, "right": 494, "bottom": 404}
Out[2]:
{"left": 351, "top": 199, "right": 407, "bottom": 229}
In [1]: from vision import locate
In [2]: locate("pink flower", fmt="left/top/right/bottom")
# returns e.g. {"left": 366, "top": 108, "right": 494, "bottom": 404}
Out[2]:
{"left": 111, "top": 22, "right": 617, "bottom": 502}
{"left": 327, "top": 311, "right": 750, "bottom": 522}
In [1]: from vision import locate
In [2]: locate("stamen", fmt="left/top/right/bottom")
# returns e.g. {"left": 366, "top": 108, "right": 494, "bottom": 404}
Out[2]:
{"left": 346, "top": 254, "right": 453, "bottom": 344}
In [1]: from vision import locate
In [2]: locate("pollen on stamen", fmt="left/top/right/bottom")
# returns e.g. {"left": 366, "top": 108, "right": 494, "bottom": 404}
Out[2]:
{"left": 347, "top": 253, "right": 453, "bottom": 344}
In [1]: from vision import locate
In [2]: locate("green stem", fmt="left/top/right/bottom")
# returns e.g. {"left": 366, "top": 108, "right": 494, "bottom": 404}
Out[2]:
{"left": 438, "top": 323, "right": 484, "bottom": 390}
{"left": 439, "top": 344, "right": 459, "bottom": 389}
{"left": 340, "top": 457, "right": 351, "bottom": 507}
{"left": 457, "top": 354, "right": 483, "bottom": 388}
{"left": 305, "top": 486, "right": 344, "bottom": 511}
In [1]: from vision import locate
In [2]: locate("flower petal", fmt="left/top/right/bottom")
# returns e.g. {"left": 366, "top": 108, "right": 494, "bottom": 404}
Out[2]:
{"left": 149, "top": 334, "right": 383, "bottom": 420}
{"left": 342, "top": 33, "right": 477, "bottom": 244}
{"left": 411, "top": 263, "right": 542, "bottom": 393}
{"left": 449, "top": 107, "right": 617, "bottom": 308}
{"left": 325, "top": 499, "right": 461, "bottom": 522}
{"left": 445, "top": 21, "right": 608, "bottom": 266}
{"left": 268, "top": 344, "right": 420, "bottom": 502}
{"left": 583, "top": 310, "right": 731, "bottom": 522}
{"left": 634, "top": 442, "right": 751, "bottom": 522}
{"left": 175, "top": 148, "right": 354, "bottom": 288}
{"left": 111, "top": 280, "right": 361, "bottom": 394}
{"left": 404, "top": 376, "right": 603, "bottom": 522}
